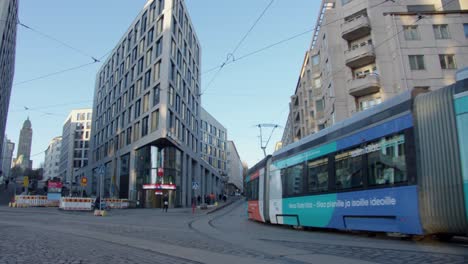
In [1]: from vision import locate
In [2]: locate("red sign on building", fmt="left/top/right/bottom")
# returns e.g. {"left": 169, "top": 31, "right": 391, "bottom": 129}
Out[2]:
{"left": 157, "top": 168, "right": 164, "bottom": 177}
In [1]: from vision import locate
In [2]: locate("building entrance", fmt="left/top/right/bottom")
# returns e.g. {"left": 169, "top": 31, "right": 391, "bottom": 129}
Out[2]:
{"left": 144, "top": 190, "right": 175, "bottom": 208}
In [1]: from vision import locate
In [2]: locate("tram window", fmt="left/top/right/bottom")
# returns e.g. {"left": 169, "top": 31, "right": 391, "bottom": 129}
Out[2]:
{"left": 335, "top": 151, "right": 363, "bottom": 190}
{"left": 247, "top": 178, "right": 259, "bottom": 200}
{"left": 281, "top": 164, "right": 304, "bottom": 196}
{"left": 307, "top": 158, "right": 328, "bottom": 193}
{"left": 368, "top": 135, "right": 407, "bottom": 186}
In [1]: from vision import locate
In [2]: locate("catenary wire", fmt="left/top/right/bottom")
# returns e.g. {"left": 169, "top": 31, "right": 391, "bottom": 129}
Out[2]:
{"left": 201, "top": 0, "right": 393, "bottom": 76}
{"left": 17, "top": 19, "right": 100, "bottom": 63}
{"left": 200, "top": 0, "right": 276, "bottom": 95}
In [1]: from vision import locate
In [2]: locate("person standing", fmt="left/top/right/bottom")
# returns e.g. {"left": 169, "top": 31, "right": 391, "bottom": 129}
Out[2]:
{"left": 163, "top": 194, "right": 169, "bottom": 212}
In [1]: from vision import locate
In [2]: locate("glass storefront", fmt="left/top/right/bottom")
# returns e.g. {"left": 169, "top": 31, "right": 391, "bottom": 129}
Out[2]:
{"left": 119, "top": 154, "right": 130, "bottom": 199}
{"left": 134, "top": 145, "right": 182, "bottom": 208}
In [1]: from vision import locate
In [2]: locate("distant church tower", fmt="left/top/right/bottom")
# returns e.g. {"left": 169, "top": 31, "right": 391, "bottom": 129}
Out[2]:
{"left": 16, "top": 117, "right": 33, "bottom": 170}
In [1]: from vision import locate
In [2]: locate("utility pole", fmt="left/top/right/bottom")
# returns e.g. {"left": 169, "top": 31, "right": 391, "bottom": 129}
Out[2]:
{"left": 256, "top": 124, "right": 281, "bottom": 157}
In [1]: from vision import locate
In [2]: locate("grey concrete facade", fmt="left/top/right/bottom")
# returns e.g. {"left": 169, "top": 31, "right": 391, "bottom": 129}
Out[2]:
{"left": 281, "top": 0, "right": 468, "bottom": 146}
{"left": 226, "top": 140, "right": 243, "bottom": 193}
{"left": 59, "top": 109, "right": 92, "bottom": 183}
{"left": 0, "top": 0, "right": 18, "bottom": 166}
{"left": 43, "top": 136, "right": 62, "bottom": 181}
{"left": 199, "top": 107, "right": 227, "bottom": 179}
{"left": 89, "top": 0, "right": 223, "bottom": 208}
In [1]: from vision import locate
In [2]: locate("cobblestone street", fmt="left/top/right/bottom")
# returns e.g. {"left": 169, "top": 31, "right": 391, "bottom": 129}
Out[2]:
{"left": 0, "top": 200, "right": 467, "bottom": 264}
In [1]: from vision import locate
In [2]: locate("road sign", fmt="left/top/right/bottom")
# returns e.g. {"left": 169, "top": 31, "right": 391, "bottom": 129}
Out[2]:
{"left": 23, "top": 176, "right": 29, "bottom": 188}
{"left": 97, "top": 165, "right": 105, "bottom": 176}
{"left": 81, "top": 176, "right": 88, "bottom": 186}
{"left": 192, "top": 181, "right": 199, "bottom": 190}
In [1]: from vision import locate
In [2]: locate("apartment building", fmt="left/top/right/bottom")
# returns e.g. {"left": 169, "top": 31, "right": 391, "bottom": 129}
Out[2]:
{"left": 0, "top": 0, "right": 18, "bottom": 163}
{"left": 89, "top": 0, "right": 224, "bottom": 208}
{"left": 226, "top": 140, "right": 244, "bottom": 194}
{"left": 282, "top": 0, "right": 468, "bottom": 145}
{"left": 43, "top": 136, "right": 62, "bottom": 181}
{"left": 199, "top": 108, "right": 227, "bottom": 176}
{"left": 59, "top": 109, "right": 92, "bottom": 183}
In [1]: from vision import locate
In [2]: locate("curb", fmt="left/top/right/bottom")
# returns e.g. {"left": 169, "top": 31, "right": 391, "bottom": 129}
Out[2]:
{"left": 206, "top": 198, "right": 241, "bottom": 214}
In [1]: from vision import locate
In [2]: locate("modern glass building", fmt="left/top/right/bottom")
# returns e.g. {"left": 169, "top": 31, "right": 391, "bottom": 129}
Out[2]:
{"left": 89, "top": 0, "right": 223, "bottom": 208}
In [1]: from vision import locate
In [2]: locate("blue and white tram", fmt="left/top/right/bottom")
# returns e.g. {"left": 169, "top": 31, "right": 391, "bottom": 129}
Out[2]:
{"left": 246, "top": 79, "right": 468, "bottom": 237}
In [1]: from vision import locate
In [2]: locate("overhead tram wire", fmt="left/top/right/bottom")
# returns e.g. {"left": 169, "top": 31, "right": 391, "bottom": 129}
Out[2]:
{"left": 201, "top": 0, "right": 393, "bottom": 76}
{"left": 10, "top": 100, "right": 94, "bottom": 113}
{"left": 13, "top": 61, "right": 98, "bottom": 86}
{"left": 17, "top": 19, "right": 100, "bottom": 63}
{"left": 267, "top": 0, "right": 459, "bottom": 130}
{"left": 12, "top": 47, "right": 114, "bottom": 87}
{"left": 199, "top": 0, "right": 275, "bottom": 95}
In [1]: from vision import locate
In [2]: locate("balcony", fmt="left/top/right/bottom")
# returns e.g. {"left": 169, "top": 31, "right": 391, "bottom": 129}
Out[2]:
{"left": 349, "top": 74, "right": 380, "bottom": 97}
{"left": 342, "top": 15, "right": 371, "bottom": 41}
{"left": 345, "top": 44, "right": 375, "bottom": 69}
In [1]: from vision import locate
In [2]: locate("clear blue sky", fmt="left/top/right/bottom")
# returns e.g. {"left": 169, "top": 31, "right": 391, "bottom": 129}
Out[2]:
{"left": 6, "top": 0, "right": 319, "bottom": 169}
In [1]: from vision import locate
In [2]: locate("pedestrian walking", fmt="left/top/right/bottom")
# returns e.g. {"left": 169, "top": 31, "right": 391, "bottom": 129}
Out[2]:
{"left": 197, "top": 195, "right": 201, "bottom": 205}
{"left": 163, "top": 194, "right": 169, "bottom": 212}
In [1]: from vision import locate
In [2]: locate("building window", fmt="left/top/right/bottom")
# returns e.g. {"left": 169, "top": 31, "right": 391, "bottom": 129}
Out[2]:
{"left": 153, "top": 84, "right": 160, "bottom": 106}
{"left": 403, "top": 25, "right": 420, "bottom": 40}
{"left": 151, "top": 109, "right": 159, "bottom": 132}
{"left": 312, "top": 54, "right": 320, "bottom": 66}
{"left": 147, "top": 27, "right": 154, "bottom": 45}
{"left": 407, "top": 5, "right": 435, "bottom": 12}
{"left": 135, "top": 99, "right": 141, "bottom": 119}
{"left": 134, "top": 122, "right": 140, "bottom": 141}
{"left": 439, "top": 54, "right": 456, "bottom": 69}
{"left": 153, "top": 60, "right": 161, "bottom": 81}
{"left": 155, "top": 37, "right": 163, "bottom": 57}
{"left": 126, "top": 127, "right": 132, "bottom": 145}
{"left": 146, "top": 49, "right": 152, "bottom": 67}
{"left": 316, "top": 99, "right": 324, "bottom": 112}
{"left": 169, "top": 86, "right": 175, "bottom": 106}
{"left": 341, "top": 0, "right": 353, "bottom": 5}
{"left": 358, "top": 96, "right": 381, "bottom": 111}
{"left": 138, "top": 58, "right": 144, "bottom": 74}
{"left": 409, "top": 55, "right": 425, "bottom": 70}
{"left": 313, "top": 77, "right": 321, "bottom": 88}
{"left": 142, "top": 116, "right": 149, "bottom": 137}
{"left": 433, "top": 24, "right": 450, "bottom": 39}
{"left": 157, "top": 16, "right": 164, "bottom": 36}
{"left": 143, "top": 93, "right": 150, "bottom": 113}
{"left": 144, "top": 69, "right": 152, "bottom": 88}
